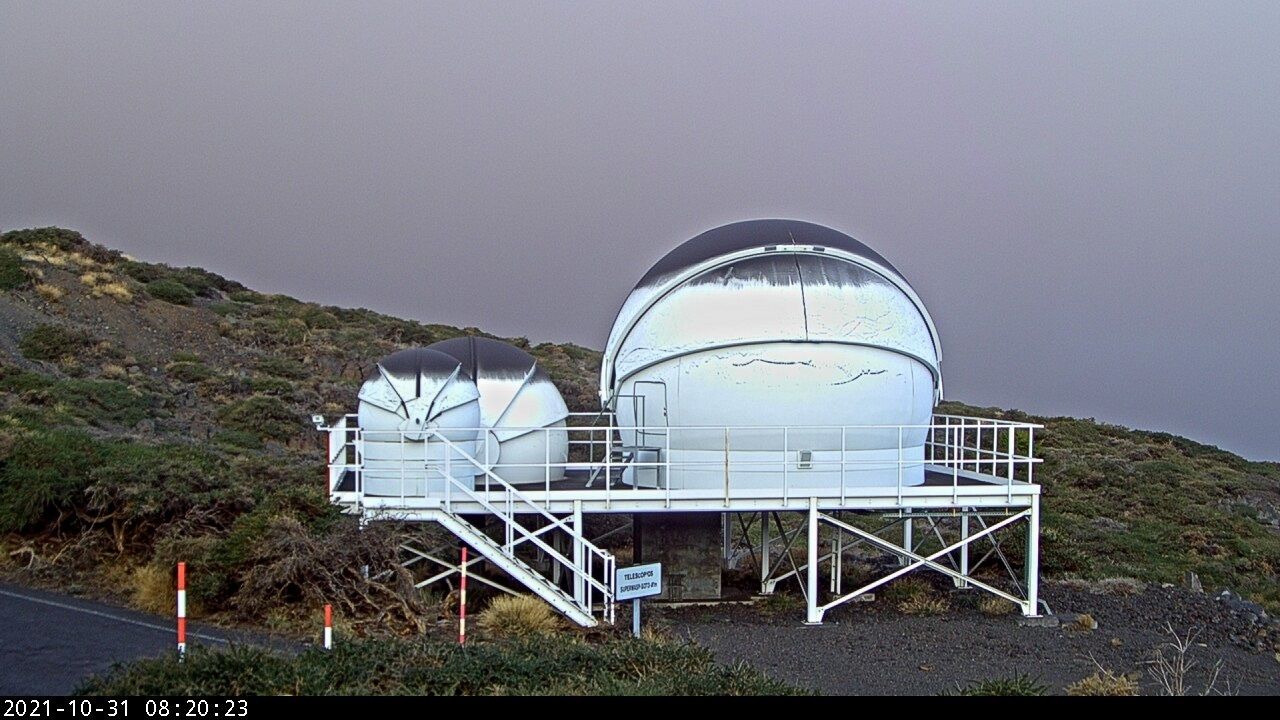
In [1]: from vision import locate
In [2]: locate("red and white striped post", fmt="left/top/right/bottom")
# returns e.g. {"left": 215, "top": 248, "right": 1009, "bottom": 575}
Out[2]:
{"left": 323, "top": 604, "right": 333, "bottom": 650}
{"left": 458, "top": 546, "right": 468, "bottom": 646}
{"left": 176, "top": 561, "right": 187, "bottom": 659}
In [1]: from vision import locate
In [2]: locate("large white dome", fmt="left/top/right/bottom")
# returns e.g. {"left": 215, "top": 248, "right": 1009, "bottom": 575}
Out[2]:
{"left": 600, "top": 219, "right": 943, "bottom": 490}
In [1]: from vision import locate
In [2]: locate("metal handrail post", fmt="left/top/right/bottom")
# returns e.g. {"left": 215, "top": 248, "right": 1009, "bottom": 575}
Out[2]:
{"left": 840, "top": 427, "right": 847, "bottom": 505}
{"left": 782, "top": 427, "right": 788, "bottom": 504}
{"left": 665, "top": 427, "right": 672, "bottom": 508}
{"left": 1027, "top": 427, "right": 1036, "bottom": 485}
{"left": 1007, "top": 424, "right": 1015, "bottom": 483}
{"left": 896, "top": 425, "right": 903, "bottom": 507}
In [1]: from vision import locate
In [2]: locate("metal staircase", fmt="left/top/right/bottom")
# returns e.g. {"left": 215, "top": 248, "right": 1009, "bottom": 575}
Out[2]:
{"left": 425, "top": 432, "right": 616, "bottom": 627}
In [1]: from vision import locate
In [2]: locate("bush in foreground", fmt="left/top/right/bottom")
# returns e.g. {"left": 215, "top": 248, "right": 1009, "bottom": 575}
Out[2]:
{"left": 77, "top": 636, "right": 806, "bottom": 696}
{"left": 943, "top": 673, "right": 1048, "bottom": 696}
{"left": 1066, "top": 668, "right": 1139, "bottom": 696}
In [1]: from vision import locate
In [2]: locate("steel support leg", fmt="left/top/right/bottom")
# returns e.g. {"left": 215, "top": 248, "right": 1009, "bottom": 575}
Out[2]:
{"left": 722, "top": 512, "right": 732, "bottom": 565}
{"left": 956, "top": 512, "right": 970, "bottom": 589}
{"left": 900, "top": 513, "right": 913, "bottom": 567}
{"left": 830, "top": 525, "right": 843, "bottom": 595}
{"left": 759, "top": 511, "right": 771, "bottom": 593}
{"left": 805, "top": 498, "right": 822, "bottom": 624}
{"left": 572, "top": 501, "right": 584, "bottom": 607}
{"left": 1025, "top": 495, "right": 1041, "bottom": 616}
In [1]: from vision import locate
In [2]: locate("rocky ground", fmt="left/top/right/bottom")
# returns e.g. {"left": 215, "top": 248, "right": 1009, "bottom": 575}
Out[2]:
{"left": 658, "top": 579, "right": 1280, "bottom": 695}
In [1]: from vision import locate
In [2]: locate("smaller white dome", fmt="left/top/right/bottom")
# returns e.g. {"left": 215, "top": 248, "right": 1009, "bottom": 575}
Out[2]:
{"left": 357, "top": 348, "right": 482, "bottom": 496}
{"left": 427, "top": 337, "right": 570, "bottom": 486}
{"left": 357, "top": 347, "right": 481, "bottom": 440}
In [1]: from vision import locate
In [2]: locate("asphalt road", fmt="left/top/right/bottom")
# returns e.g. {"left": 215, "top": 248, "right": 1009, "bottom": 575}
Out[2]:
{"left": 0, "top": 582, "right": 257, "bottom": 695}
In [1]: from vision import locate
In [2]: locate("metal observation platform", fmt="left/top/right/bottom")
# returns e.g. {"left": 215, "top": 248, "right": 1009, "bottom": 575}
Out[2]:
{"left": 321, "top": 412, "right": 1043, "bottom": 627}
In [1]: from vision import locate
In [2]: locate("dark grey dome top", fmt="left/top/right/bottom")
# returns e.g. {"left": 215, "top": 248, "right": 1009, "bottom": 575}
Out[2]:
{"left": 428, "top": 336, "right": 549, "bottom": 382}
{"left": 373, "top": 347, "right": 468, "bottom": 381}
{"left": 635, "top": 219, "right": 903, "bottom": 289}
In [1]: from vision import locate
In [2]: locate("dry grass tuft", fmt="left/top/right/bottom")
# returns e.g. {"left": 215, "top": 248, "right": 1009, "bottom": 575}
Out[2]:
{"left": 882, "top": 576, "right": 933, "bottom": 605}
{"left": 130, "top": 564, "right": 176, "bottom": 615}
{"left": 100, "top": 363, "right": 129, "bottom": 380}
{"left": 1070, "top": 612, "right": 1099, "bottom": 631}
{"left": 35, "top": 283, "right": 66, "bottom": 302}
{"left": 1067, "top": 666, "right": 1139, "bottom": 696}
{"left": 93, "top": 281, "right": 134, "bottom": 302}
{"left": 759, "top": 590, "right": 804, "bottom": 614}
{"left": 1093, "top": 577, "right": 1146, "bottom": 596}
{"left": 898, "top": 593, "right": 950, "bottom": 615}
{"left": 476, "top": 594, "right": 561, "bottom": 638}
{"left": 1060, "top": 576, "right": 1146, "bottom": 596}
{"left": 978, "top": 596, "right": 1017, "bottom": 616}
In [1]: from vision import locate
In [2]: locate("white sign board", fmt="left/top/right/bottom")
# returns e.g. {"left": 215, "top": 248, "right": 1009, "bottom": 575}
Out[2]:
{"left": 615, "top": 563, "right": 662, "bottom": 601}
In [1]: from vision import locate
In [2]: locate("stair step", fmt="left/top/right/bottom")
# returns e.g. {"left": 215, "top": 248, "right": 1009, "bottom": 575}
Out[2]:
{"left": 435, "top": 512, "right": 599, "bottom": 627}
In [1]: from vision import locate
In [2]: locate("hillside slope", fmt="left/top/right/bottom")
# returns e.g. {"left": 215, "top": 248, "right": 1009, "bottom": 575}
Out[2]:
{"left": 1, "top": 227, "right": 1277, "bottom": 634}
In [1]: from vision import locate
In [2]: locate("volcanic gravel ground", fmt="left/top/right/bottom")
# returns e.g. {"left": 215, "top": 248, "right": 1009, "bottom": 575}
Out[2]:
{"left": 660, "top": 581, "right": 1280, "bottom": 695}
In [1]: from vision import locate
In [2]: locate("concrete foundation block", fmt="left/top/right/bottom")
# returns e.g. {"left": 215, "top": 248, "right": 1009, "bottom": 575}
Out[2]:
{"left": 634, "top": 512, "right": 723, "bottom": 601}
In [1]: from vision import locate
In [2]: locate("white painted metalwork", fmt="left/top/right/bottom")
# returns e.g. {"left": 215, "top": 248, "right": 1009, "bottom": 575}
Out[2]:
{"left": 319, "top": 222, "right": 1045, "bottom": 627}
{"left": 318, "top": 411, "right": 1041, "bottom": 625}
{"left": 599, "top": 221, "right": 945, "bottom": 492}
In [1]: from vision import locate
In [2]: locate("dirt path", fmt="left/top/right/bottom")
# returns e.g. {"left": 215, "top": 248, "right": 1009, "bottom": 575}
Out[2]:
{"left": 661, "top": 581, "right": 1280, "bottom": 695}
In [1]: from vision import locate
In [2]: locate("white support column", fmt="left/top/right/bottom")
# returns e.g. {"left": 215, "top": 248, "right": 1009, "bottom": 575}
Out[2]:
{"left": 759, "top": 511, "right": 771, "bottom": 593}
{"left": 805, "top": 498, "right": 822, "bottom": 624}
{"left": 1025, "top": 495, "right": 1041, "bottom": 616}
{"left": 551, "top": 529, "right": 563, "bottom": 585}
{"left": 900, "top": 513, "right": 913, "bottom": 567}
{"left": 572, "top": 500, "right": 584, "bottom": 607}
{"left": 957, "top": 511, "right": 970, "bottom": 589}
{"left": 722, "top": 512, "right": 732, "bottom": 565}
{"left": 830, "top": 525, "right": 843, "bottom": 595}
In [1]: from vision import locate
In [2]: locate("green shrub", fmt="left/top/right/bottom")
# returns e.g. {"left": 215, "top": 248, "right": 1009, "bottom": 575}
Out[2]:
{"left": 0, "top": 428, "right": 102, "bottom": 532}
{"left": 172, "top": 267, "right": 243, "bottom": 295}
{"left": 248, "top": 375, "right": 293, "bottom": 395}
{"left": 254, "top": 356, "right": 307, "bottom": 380}
{"left": 944, "top": 673, "right": 1048, "bottom": 696}
{"left": 5, "top": 370, "right": 157, "bottom": 428}
{"left": 145, "top": 279, "right": 195, "bottom": 305}
{"left": 77, "top": 636, "right": 806, "bottom": 696}
{"left": 18, "top": 324, "right": 95, "bottom": 361}
{"left": 229, "top": 290, "right": 267, "bottom": 304}
{"left": 210, "top": 429, "right": 263, "bottom": 450}
{"left": 166, "top": 362, "right": 212, "bottom": 384}
{"left": 57, "top": 378, "right": 157, "bottom": 426}
{"left": 0, "top": 247, "right": 27, "bottom": 290}
{"left": 2, "top": 227, "right": 120, "bottom": 263}
{"left": 118, "top": 260, "right": 167, "bottom": 284}
{"left": 216, "top": 395, "right": 299, "bottom": 442}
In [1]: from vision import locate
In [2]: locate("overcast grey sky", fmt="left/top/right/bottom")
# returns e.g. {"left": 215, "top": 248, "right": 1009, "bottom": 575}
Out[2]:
{"left": 2, "top": 1, "right": 1278, "bottom": 460}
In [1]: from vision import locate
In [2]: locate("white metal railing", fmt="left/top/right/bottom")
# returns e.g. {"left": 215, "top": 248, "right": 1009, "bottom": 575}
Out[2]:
{"left": 323, "top": 414, "right": 1041, "bottom": 510}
